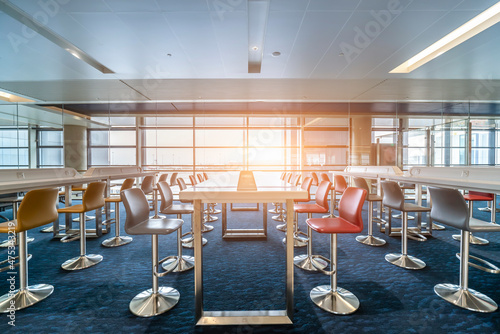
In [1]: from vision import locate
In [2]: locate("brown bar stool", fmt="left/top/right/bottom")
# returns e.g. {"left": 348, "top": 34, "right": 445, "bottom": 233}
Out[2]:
{"left": 306, "top": 187, "right": 367, "bottom": 314}
{"left": 381, "top": 181, "right": 430, "bottom": 270}
{"left": 71, "top": 184, "right": 96, "bottom": 222}
{"left": 141, "top": 175, "right": 155, "bottom": 211}
{"left": 428, "top": 187, "right": 500, "bottom": 313}
{"left": 0, "top": 195, "right": 35, "bottom": 247}
{"left": 177, "top": 178, "right": 209, "bottom": 247}
{"left": 121, "top": 188, "right": 182, "bottom": 317}
{"left": 452, "top": 191, "right": 493, "bottom": 245}
{"left": 101, "top": 178, "right": 135, "bottom": 247}
{"left": 281, "top": 177, "right": 313, "bottom": 248}
{"left": 158, "top": 181, "right": 195, "bottom": 272}
{"left": 353, "top": 177, "right": 386, "bottom": 246}
{"left": 0, "top": 188, "right": 59, "bottom": 312}
{"left": 169, "top": 172, "right": 178, "bottom": 187}
{"left": 58, "top": 182, "right": 106, "bottom": 271}
{"left": 294, "top": 180, "right": 332, "bottom": 271}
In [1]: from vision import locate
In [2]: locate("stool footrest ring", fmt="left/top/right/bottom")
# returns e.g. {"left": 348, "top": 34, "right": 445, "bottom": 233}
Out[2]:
{"left": 455, "top": 253, "right": 500, "bottom": 274}
{"left": 310, "top": 255, "right": 334, "bottom": 275}
{"left": 155, "top": 255, "right": 179, "bottom": 277}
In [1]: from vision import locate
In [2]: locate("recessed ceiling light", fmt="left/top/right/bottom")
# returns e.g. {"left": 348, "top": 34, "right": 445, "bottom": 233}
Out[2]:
{"left": 272, "top": 51, "right": 281, "bottom": 57}
{"left": 251, "top": 46, "right": 259, "bottom": 51}
{"left": 338, "top": 52, "right": 344, "bottom": 57}
{"left": 390, "top": 1, "right": 500, "bottom": 73}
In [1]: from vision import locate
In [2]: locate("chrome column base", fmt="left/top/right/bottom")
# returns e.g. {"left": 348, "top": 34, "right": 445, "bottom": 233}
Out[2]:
{"left": 61, "top": 254, "right": 103, "bottom": 271}
{"left": 0, "top": 237, "right": 34, "bottom": 248}
{"left": 101, "top": 235, "right": 133, "bottom": 248}
{"left": 40, "top": 225, "right": 65, "bottom": 233}
{"left": 392, "top": 213, "right": 414, "bottom": 220}
{"left": 434, "top": 283, "right": 497, "bottom": 313}
{"left": 452, "top": 233, "right": 489, "bottom": 245}
{"left": 275, "top": 223, "right": 286, "bottom": 232}
{"left": 201, "top": 223, "right": 214, "bottom": 232}
{"left": 385, "top": 253, "right": 426, "bottom": 270}
{"left": 272, "top": 214, "right": 285, "bottom": 222}
{"left": 0, "top": 284, "right": 54, "bottom": 312}
{"left": 162, "top": 255, "right": 195, "bottom": 273}
{"left": 294, "top": 254, "right": 328, "bottom": 271}
{"left": 182, "top": 237, "right": 207, "bottom": 248}
{"left": 478, "top": 207, "right": 500, "bottom": 213}
{"left": 129, "top": 287, "right": 180, "bottom": 317}
{"left": 310, "top": 286, "right": 359, "bottom": 315}
{"left": 73, "top": 215, "right": 95, "bottom": 222}
{"left": 355, "top": 234, "right": 386, "bottom": 247}
{"left": 431, "top": 223, "right": 445, "bottom": 230}
{"left": 209, "top": 208, "right": 221, "bottom": 214}
{"left": 205, "top": 215, "right": 218, "bottom": 222}
{"left": 322, "top": 213, "right": 335, "bottom": 218}
{"left": 282, "top": 236, "right": 307, "bottom": 248}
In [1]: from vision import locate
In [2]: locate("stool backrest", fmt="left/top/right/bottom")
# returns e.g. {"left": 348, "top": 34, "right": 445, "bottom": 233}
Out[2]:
{"left": 380, "top": 181, "right": 404, "bottom": 211}
{"left": 286, "top": 173, "right": 292, "bottom": 183}
{"left": 141, "top": 176, "right": 155, "bottom": 194}
{"left": 158, "top": 173, "right": 169, "bottom": 183}
{"left": 292, "top": 174, "right": 301, "bottom": 186}
{"left": 177, "top": 178, "right": 192, "bottom": 204}
{"left": 428, "top": 187, "right": 469, "bottom": 230}
{"left": 16, "top": 188, "right": 59, "bottom": 232}
{"left": 280, "top": 172, "right": 286, "bottom": 181}
{"left": 158, "top": 181, "right": 174, "bottom": 211}
{"left": 121, "top": 188, "right": 150, "bottom": 233}
{"left": 338, "top": 187, "right": 367, "bottom": 228}
{"left": 301, "top": 177, "right": 313, "bottom": 202}
{"left": 320, "top": 173, "right": 330, "bottom": 182}
{"left": 197, "top": 174, "right": 204, "bottom": 182}
{"left": 334, "top": 174, "right": 347, "bottom": 193}
{"left": 310, "top": 172, "right": 319, "bottom": 186}
{"left": 120, "top": 178, "right": 135, "bottom": 192}
{"left": 169, "top": 172, "right": 178, "bottom": 186}
{"left": 315, "top": 180, "right": 332, "bottom": 210}
{"left": 82, "top": 182, "right": 106, "bottom": 211}
{"left": 203, "top": 172, "right": 209, "bottom": 180}
{"left": 353, "top": 177, "right": 369, "bottom": 192}
{"left": 189, "top": 175, "right": 197, "bottom": 185}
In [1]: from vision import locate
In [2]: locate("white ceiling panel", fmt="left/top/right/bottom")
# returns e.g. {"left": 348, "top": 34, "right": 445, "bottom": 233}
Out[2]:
{"left": 103, "top": 0, "right": 159, "bottom": 12}
{"left": 307, "top": 0, "right": 360, "bottom": 11}
{"left": 155, "top": 0, "right": 211, "bottom": 12}
{"left": 269, "top": 0, "right": 309, "bottom": 12}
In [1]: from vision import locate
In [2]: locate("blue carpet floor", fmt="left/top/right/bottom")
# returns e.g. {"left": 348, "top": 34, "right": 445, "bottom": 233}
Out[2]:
{"left": 1, "top": 199, "right": 500, "bottom": 333}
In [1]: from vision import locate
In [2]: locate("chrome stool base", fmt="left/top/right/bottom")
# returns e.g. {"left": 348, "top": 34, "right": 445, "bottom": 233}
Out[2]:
{"left": 478, "top": 207, "right": 500, "bottom": 213}
{"left": 0, "top": 284, "right": 54, "bottom": 312}
{"left": 101, "top": 235, "right": 133, "bottom": 248}
{"left": 355, "top": 234, "right": 386, "bottom": 247}
{"left": 385, "top": 253, "right": 425, "bottom": 270}
{"left": 210, "top": 209, "right": 221, "bottom": 214}
{"left": 294, "top": 254, "right": 328, "bottom": 271}
{"left": 452, "top": 233, "right": 489, "bottom": 245}
{"left": 73, "top": 215, "right": 95, "bottom": 222}
{"left": 205, "top": 215, "right": 218, "bottom": 222}
{"left": 61, "top": 254, "right": 103, "bottom": 271}
{"left": 272, "top": 215, "right": 285, "bottom": 222}
{"left": 310, "top": 285, "right": 359, "bottom": 315}
{"left": 275, "top": 223, "right": 286, "bottom": 232}
{"left": 162, "top": 255, "right": 195, "bottom": 273}
{"left": 201, "top": 224, "right": 214, "bottom": 232}
{"left": 432, "top": 223, "right": 445, "bottom": 230}
{"left": 0, "top": 237, "right": 34, "bottom": 248}
{"left": 434, "top": 283, "right": 497, "bottom": 313}
{"left": 182, "top": 237, "right": 208, "bottom": 249}
{"left": 282, "top": 236, "right": 307, "bottom": 248}
{"left": 322, "top": 214, "right": 335, "bottom": 218}
{"left": 40, "top": 225, "right": 65, "bottom": 233}
{"left": 392, "top": 213, "right": 414, "bottom": 220}
{"left": 129, "top": 287, "right": 180, "bottom": 318}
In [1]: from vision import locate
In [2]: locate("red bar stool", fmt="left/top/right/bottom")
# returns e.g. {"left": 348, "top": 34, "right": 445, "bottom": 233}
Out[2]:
{"left": 306, "top": 187, "right": 367, "bottom": 314}
{"left": 353, "top": 177, "right": 386, "bottom": 246}
{"left": 294, "top": 180, "right": 332, "bottom": 271}
{"left": 452, "top": 191, "right": 493, "bottom": 245}
{"left": 101, "top": 178, "right": 135, "bottom": 247}
{"left": 331, "top": 174, "right": 347, "bottom": 218}
{"left": 310, "top": 172, "right": 319, "bottom": 186}
{"left": 0, "top": 188, "right": 59, "bottom": 312}
{"left": 280, "top": 177, "right": 313, "bottom": 248}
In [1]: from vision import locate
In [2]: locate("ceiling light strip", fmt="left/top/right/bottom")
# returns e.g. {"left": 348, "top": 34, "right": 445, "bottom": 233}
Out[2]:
{"left": 0, "top": 0, "right": 114, "bottom": 74}
{"left": 390, "top": 1, "right": 500, "bottom": 73}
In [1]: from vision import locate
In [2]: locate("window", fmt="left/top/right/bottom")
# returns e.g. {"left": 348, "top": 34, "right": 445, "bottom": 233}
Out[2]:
{"left": 37, "top": 128, "right": 63, "bottom": 167}
{"left": 0, "top": 128, "right": 29, "bottom": 168}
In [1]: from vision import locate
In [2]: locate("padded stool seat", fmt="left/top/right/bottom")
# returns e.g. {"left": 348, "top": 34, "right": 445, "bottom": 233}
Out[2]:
{"left": 294, "top": 204, "right": 329, "bottom": 213}
{"left": 161, "top": 204, "right": 194, "bottom": 215}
